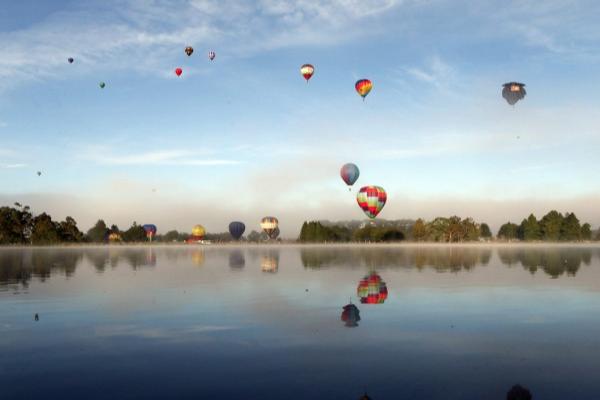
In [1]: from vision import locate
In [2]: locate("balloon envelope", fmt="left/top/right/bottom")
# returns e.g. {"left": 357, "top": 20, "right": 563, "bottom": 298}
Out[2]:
{"left": 175, "top": 67, "right": 183, "bottom": 76}
{"left": 228, "top": 221, "right": 246, "bottom": 240}
{"left": 99, "top": 82, "right": 105, "bottom": 88}
{"left": 185, "top": 46, "right": 194, "bottom": 56}
{"left": 68, "top": 57, "right": 74, "bottom": 63}
{"left": 260, "top": 217, "right": 279, "bottom": 239}
{"left": 142, "top": 224, "right": 157, "bottom": 239}
{"left": 340, "top": 163, "right": 360, "bottom": 187}
{"left": 300, "top": 64, "right": 314, "bottom": 81}
{"left": 355, "top": 79, "right": 372, "bottom": 99}
{"left": 502, "top": 82, "right": 526, "bottom": 105}
{"left": 356, "top": 186, "right": 387, "bottom": 219}
{"left": 191, "top": 224, "right": 205, "bottom": 239}
{"left": 208, "top": 51, "right": 216, "bottom": 61}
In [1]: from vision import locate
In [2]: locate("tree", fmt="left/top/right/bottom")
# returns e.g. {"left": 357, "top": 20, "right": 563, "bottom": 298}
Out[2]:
{"left": 581, "top": 223, "right": 592, "bottom": 240}
{"left": 121, "top": 222, "right": 146, "bottom": 242}
{"left": 411, "top": 218, "right": 428, "bottom": 241}
{"left": 427, "top": 217, "right": 450, "bottom": 242}
{"left": 560, "top": 212, "right": 581, "bottom": 241}
{"left": 497, "top": 222, "right": 519, "bottom": 240}
{"left": 0, "top": 205, "right": 32, "bottom": 244}
{"left": 30, "top": 213, "right": 61, "bottom": 245}
{"left": 247, "top": 230, "right": 262, "bottom": 242}
{"left": 480, "top": 223, "right": 492, "bottom": 239}
{"left": 87, "top": 220, "right": 109, "bottom": 242}
{"left": 518, "top": 214, "right": 541, "bottom": 241}
{"left": 163, "top": 230, "right": 180, "bottom": 242}
{"left": 539, "top": 210, "right": 563, "bottom": 241}
{"left": 59, "top": 216, "right": 83, "bottom": 243}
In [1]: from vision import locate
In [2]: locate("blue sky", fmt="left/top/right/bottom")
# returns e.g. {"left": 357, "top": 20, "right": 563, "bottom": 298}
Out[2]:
{"left": 1, "top": 0, "right": 600, "bottom": 236}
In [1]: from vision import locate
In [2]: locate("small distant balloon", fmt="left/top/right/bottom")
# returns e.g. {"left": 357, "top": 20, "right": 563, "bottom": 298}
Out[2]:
{"left": 502, "top": 82, "right": 526, "bottom": 105}
{"left": 340, "top": 163, "right": 360, "bottom": 190}
{"left": 67, "top": 57, "right": 74, "bottom": 64}
{"left": 355, "top": 79, "right": 372, "bottom": 100}
{"left": 36, "top": 171, "right": 41, "bottom": 176}
{"left": 300, "top": 64, "right": 314, "bottom": 82}
{"left": 99, "top": 82, "right": 106, "bottom": 89}
{"left": 356, "top": 186, "right": 387, "bottom": 219}
{"left": 175, "top": 67, "right": 183, "bottom": 77}
{"left": 208, "top": 51, "right": 216, "bottom": 61}
{"left": 185, "top": 46, "right": 194, "bottom": 56}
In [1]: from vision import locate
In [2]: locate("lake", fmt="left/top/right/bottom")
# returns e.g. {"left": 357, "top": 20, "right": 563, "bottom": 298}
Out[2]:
{"left": 1, "top": 244, "right": 600, "bottom": 399}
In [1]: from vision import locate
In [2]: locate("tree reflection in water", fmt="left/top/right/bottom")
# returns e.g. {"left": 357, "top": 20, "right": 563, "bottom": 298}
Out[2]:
{"left": 229, "top": 250, "right": 245, "bottom": 270}
{"left": 498, "top": 247, "right": 592, "bottom": 278}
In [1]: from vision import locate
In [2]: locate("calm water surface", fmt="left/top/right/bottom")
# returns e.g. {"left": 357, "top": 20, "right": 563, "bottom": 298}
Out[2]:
{"left": 1, "top": 245, "right": 600, "bottom": 399}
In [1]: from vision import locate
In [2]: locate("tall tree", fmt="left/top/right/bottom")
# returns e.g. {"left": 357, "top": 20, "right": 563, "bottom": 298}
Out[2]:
{"left": 30, "top": 213, "right": 61, "bottom": 245}
{"left": 121, "top": 222, "right": 146, "bottom": 242}
{"left": 480, "top": 223, "right": 492, "bottom": 239}
{"left": 581, "top": 223, "right": 592, "bottom": 240}
{"left": 59, "top": 216, "right": 83, "bottom": 243}
{"left": 519, "top": 214, "right": 541, "bottom": 241}
{"left": 560, "top": 212, "right": 581, "bottom": 241}
{"left": 539, "top": 210, "right": 563, "bottom": 241}
{"left": 87, "top": 220, "right": 109, "bottom": 242}
{"left": 498, "top": 222, "right": 519, "bottom": 240}
{"left": 411, "top": 218, "right": 428, "bottom": 241}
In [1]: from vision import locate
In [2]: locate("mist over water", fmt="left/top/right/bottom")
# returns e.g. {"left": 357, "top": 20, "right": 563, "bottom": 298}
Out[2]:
{"left": 2, "top": 245, "right": 600, "bottom": 399}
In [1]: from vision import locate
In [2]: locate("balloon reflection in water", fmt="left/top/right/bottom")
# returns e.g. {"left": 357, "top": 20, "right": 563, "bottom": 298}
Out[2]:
{"left": 229, "top": 250, "right": 245, "bottom": 270}
{"left": 145, "top": 249, "right": 157, "bottom": 266}
{"left": 261, "top": 252, "right": 279, "bottom": 273}
{"left": 357, "top": 272, "right": 388, "bottom": 304}
{"left": 191, "top": 250, "right": 205, "bottom": 267}
{"left": 341, "top": 303, "right": 361, "bottom": 327}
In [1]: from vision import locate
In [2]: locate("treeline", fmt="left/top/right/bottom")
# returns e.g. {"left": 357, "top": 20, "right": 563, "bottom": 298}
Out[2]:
{"left": 299, "top": 216, "right": 490, "bottom": 243}
{"left": 497, "top": 211, "right": 592, "bottom": 241}
{"left": 299, "top": 221, "right": 406, "bottom": 242}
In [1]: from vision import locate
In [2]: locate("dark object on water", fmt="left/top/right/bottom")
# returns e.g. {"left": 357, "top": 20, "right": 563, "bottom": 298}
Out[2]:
{"left": 502, "top": 82, "right": 526, "bottom": 105}
{"left": 506, "top": 384, "right": 532, "bottom": 400}
{"left": 34, "top": 313, "right": 39, "bottom": 321}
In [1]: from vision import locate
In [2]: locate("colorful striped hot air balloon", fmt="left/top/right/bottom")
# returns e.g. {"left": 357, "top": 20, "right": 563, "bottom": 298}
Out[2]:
{"left": 340, "top": 163, "right": 360, "bottom": 190}
{"left": 300, "top": 64, "right": 314, "bottom": 82}
{"left": 260, "top": 217, "right": 279, "bottom": 239}
{"left": 357, "top": 272, "right": 388, "bottom": 304}
{"left": 355, "top": 79, "right": 372, "bottom": 100}
{"left": 142, "top": 224, "right": 157, "bottom": 241}
{"left": 208, "top": 51, "right": 216, "bottom": 61}
{"left": 356, "top": 186, "right": 387, "bottom": 219}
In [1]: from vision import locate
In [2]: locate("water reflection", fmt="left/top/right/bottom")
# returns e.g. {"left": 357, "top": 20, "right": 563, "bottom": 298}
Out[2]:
{"left": 301, "top": 246, "right": 491, "bottom": 272}
{"left": 0, "top": 249, "right": 82, "bottom": 289}
{"left": 497, "top": 247, "right": 592, "bottom": 278}
{"left": 229, "top": 250, "right": 245, "bottom": 270}
{"left": 341, "top": 303, "right": 361, "bottom": 327}
{"left": 191, "top": 249, "right": 205, "bottom": 267}
{"left": 357, "top": 271, "right": 388, "bottom": 304}
{"left": 260, "top": 250, "right": 279, "bottom": 273}
{"left": 506, "top": 384, "right": 532, "bottom": 400}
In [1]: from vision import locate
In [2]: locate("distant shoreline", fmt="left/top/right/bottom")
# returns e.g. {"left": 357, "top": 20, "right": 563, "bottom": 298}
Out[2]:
{"left": 2, "top": 241, "right": 600, "bottom": 249}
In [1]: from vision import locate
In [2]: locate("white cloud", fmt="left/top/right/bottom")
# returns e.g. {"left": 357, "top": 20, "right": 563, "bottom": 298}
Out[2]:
{"left": 405, "top": 55, "right": 455, "bottom": 90}
{"left": 0, "top": 163, "right": 27, "bottom": 169}
{"left": 82, "top": 149, "right": 240, "bottom": 166}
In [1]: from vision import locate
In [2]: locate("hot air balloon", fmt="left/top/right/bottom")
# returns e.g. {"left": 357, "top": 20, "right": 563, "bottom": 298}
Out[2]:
{"left": 229, "top": 221, "right": 246, "bottom": 240}
{"left": 99, "top": 82, "right": 106, "bottom": 89}
{"left": 502, "top": 82, "right": 526, "bottom": 105}
{"left": 355, "top": 79, "right": 372, "bottom": 100}
{"left": 300, "top": 64, "right": 314, "bottom": 82}
{"left": 340, "top": 163, "right": 360, "bottom": 190}
{"left": 271, "top": 226, "right": 280, "bottom": 240}
{"left": 67, "top": 57, "right": 74, "bottom": 64}
{"left": 175, "top": 67, "right": 183, "bottom": 77}
{"left": 260, "top": 217, "right": 279, "bottom": 239}
{"left": 142, "top": 224, "right": 157, "bottom": 241}
{"left": 36, "top": 171, "right": 41, "bottom": 176}
{"left": 185, "top": 46, "right": 194, "bottom": 56}
{"left": 341, "top": 303, "right": 361, "bottom": 327}
{"left": 208, "top": 51, "right": 216, "bottom": 61}
{"left": 356, "top": 186, "right": 387, "bottom": 219}
{"left": 108, "top": 232, "right": 122, "bottom": 243}
{"left": 187, "top": 224, "right": 206, "bottom": 243}
{"left": 357, "top": 272, "right": 388, "bottom": 304}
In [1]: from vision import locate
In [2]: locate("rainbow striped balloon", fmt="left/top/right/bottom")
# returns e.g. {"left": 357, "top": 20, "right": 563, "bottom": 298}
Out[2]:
{"left": 355, "top": 79, "right": 372, "bottom": 100}
{"left": 356, "top": 186, "right": 387, "bottom": 219}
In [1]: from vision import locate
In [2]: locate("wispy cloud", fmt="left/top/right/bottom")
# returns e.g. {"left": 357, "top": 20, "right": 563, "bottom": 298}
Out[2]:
{"left": 405, "top": 55, "right": 455, "bottom": 90}
{"left": 0, "top": 163, "right": 27, "bottom": 169}
{"left": 82, "top": 149, "right": 240, "bottom": 166}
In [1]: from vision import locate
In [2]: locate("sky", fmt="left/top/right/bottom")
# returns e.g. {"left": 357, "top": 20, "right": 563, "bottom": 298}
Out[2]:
{"left": 1, "top": 0, "right": 600, "bottom": 237}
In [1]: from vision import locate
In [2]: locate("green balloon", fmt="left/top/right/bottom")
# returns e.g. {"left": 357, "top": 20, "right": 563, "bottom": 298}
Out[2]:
{"left": 99, "top": 82, "right": 106, "bottom": 89}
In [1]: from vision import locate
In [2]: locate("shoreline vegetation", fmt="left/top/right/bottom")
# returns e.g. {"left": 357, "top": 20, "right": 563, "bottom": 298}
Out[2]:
{"left": 0, "top": 203, "right": 597, "bottom": 246}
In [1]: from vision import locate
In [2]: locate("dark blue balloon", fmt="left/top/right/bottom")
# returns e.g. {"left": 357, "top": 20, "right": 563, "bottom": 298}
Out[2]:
{"left": 229, "top": 221, "right": 246, "bottom": 240}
